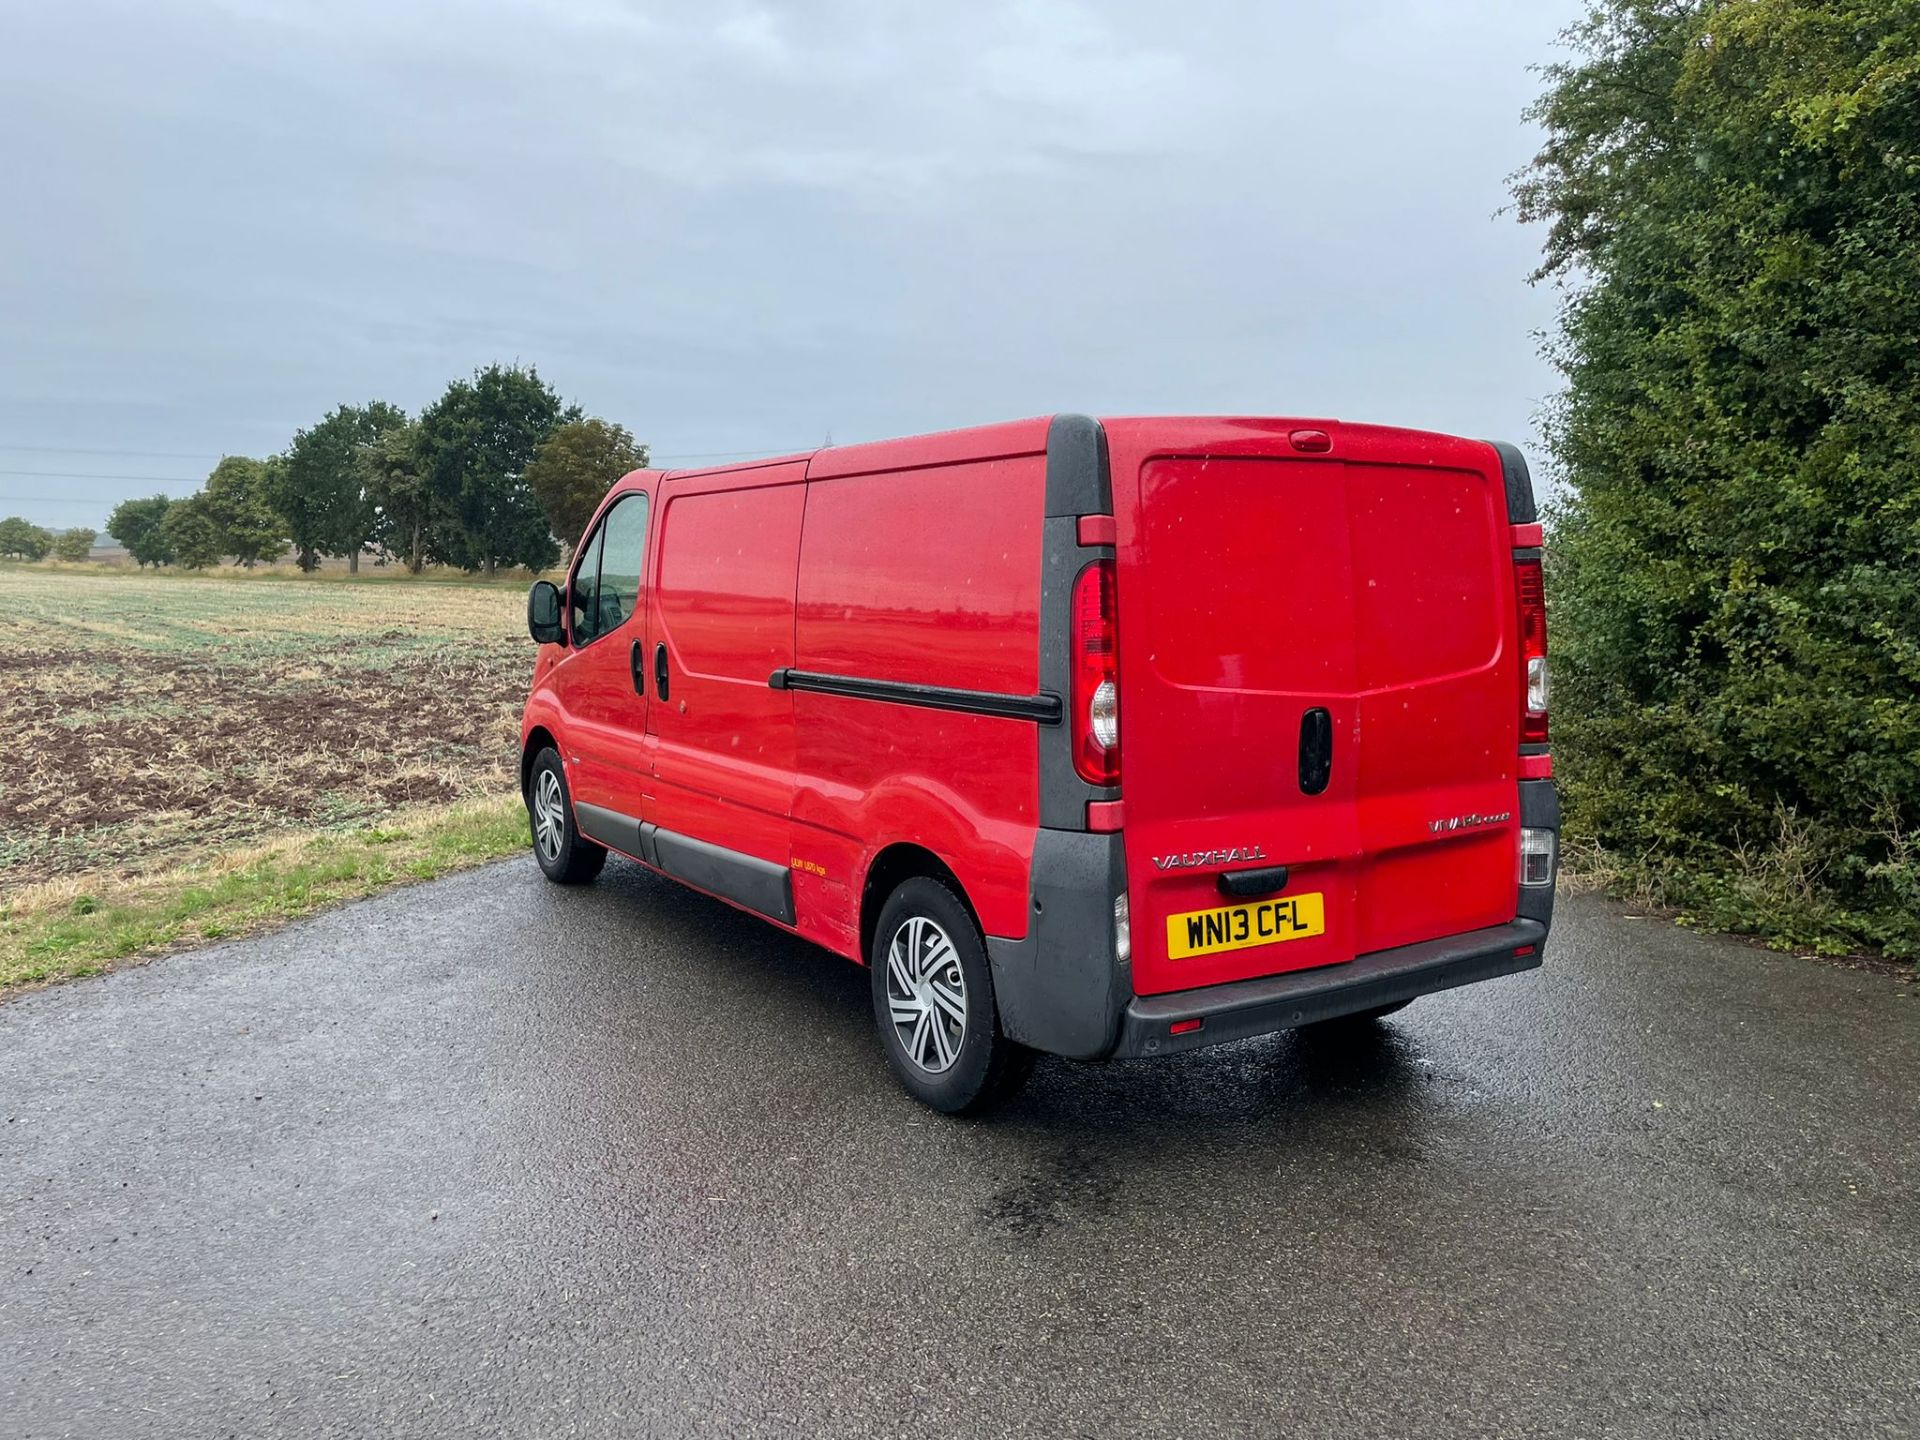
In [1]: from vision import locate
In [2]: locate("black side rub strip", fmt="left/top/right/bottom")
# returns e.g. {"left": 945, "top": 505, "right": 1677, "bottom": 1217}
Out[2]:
{"left": 646, "top": 824, "right": 794, "bottom": 925}
{"left": 568, "top": 805, "right": 796, "bottom": 925}
{"left": 769, "top": 669, "right": 1063, "bottom": 725}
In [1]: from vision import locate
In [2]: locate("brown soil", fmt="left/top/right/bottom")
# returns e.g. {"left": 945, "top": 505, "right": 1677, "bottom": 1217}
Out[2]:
{"left": 3, "top": 643, "right": 526, "bottom": 889}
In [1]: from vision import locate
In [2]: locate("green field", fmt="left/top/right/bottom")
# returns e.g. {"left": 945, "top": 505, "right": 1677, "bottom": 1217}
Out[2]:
{"left": 1, "top": 568, "right": 535, "bottom": 992}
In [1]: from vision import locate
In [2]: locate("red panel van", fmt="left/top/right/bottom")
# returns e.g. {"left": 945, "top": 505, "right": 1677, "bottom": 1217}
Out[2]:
{"left": 520, "top": 415, "right": 1558, "bottom": 1113}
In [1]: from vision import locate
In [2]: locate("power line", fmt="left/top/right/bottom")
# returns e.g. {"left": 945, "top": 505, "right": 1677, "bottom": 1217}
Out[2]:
{"left": 1, "top": 439, "right": 827, "bottom": 462}
{"left": 0, "top": 457, "right": 814, "bottom": 482}
{"left": 0, "top": 442, "right": 222, "bottom": 459}
{"left": 0, "top": 442, "right": 835, "bottom": 505}
{"left": 0, "top": 469, "right": 202, "bottom": 482}
{"left": 0, "top": 494, "right": 135, "bottom": 505}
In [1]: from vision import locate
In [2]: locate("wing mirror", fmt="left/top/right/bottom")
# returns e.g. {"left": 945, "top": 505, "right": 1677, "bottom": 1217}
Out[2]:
{"left": 527, "top": 579, "right": 565, "bottom": 645}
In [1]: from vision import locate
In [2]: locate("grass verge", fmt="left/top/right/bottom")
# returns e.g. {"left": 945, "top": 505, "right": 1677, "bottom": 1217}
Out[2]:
{"left": 1, "top": 794, "right": 528, "bottom": 999}
{"left": 1558, "top": 833, "right": 1918, "bottom": 979}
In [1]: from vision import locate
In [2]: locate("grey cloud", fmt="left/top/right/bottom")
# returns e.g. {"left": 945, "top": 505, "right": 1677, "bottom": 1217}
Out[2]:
{"left": 0, "top": 0, "right": 1580, "bottom": 528}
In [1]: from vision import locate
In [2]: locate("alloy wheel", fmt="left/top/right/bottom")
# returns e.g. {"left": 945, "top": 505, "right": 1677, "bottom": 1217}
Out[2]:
{"left": 533, "top": 768, "right": 566, "bottom": 863}
{"left": 884, "top": 915, "right": 969, "bottom": 1073}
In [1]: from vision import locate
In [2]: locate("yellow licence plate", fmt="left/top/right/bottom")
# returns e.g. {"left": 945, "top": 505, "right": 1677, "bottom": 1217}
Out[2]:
{"left": 1166, "top": 893, "right": 1326, "bottom": 960}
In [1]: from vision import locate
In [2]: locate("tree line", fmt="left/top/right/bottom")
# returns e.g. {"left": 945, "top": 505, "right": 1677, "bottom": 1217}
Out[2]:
{"left": 21, "top": 363, "right": 644, "bottom": 576}
{"left": 1512, "top": 0, "right": 1919, "bottom": 958}
{"left": 0, "top": 517, "right": 96, "bottom": 562}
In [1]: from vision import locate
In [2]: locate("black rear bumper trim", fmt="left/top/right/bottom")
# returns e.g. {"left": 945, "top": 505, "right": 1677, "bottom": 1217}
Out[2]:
{"left": 1113, "top": 919, "right": 1546, "bottom": 1058}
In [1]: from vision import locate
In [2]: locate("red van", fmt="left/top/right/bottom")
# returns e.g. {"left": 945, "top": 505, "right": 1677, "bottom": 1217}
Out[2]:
{"left": 520, "top": 415, "right": 1557, "bottom": 1112}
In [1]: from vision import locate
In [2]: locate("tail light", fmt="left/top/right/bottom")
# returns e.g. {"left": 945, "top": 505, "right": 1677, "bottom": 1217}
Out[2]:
{"left": 1519, "top": 827, "right": 1555, "bottom": 886}
{"left": 1514, "top": 557, "right": 1549, "bottom": 745}
{"left": 1071, "top": 559, "right": 1119, "bottom": 784}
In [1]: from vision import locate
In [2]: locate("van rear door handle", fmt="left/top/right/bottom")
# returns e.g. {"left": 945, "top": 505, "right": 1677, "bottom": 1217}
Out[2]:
{"left": 653, "top": 642, "right": 670, "bottom": 701}
{"left": 1298, "top": 707, "right": 1332, "bottom": 795}
{"left": 1219, "top": 865, "right": 1290, "bottom": 898}
{"left": 629, "top": 639, "right": 645, "bottom": 695}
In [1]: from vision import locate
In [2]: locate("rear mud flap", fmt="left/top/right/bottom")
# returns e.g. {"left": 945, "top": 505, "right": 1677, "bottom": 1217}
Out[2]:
{"left": 986, "top": 828, "right": 1128, "bottom": 1061}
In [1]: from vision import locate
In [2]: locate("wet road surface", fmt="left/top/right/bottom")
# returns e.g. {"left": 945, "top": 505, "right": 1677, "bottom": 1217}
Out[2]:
{"left": 3, "top": 861, "right": 1916, "bottom": 1438}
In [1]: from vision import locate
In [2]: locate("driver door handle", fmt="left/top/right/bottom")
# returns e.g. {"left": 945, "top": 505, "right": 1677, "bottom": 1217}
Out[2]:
{"left": 629, "top": 639, "right": 645, "bottom": 695}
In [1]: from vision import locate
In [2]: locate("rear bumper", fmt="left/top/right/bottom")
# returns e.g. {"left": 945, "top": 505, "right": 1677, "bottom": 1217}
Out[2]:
{"left": 989, "top": 791, "right": 1557, "bottom": 1063}
{"left": 1110, "top": 918, "right": 1546, "bottom": 1059}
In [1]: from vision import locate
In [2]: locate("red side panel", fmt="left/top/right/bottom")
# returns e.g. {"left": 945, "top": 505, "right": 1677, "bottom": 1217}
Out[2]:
{"left": 803, "top": 417, "right": 1051, "bottom": 481}
{"left": 790, "top": 449, "right": 1046, "bottom": 952}
{"left": 645, "top": 464, "right": 808, "bottom": 877}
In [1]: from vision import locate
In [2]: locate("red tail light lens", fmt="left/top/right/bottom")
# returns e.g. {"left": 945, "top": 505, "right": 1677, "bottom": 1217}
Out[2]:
{"left": 1071, "top": 559, "right": 1119, "bottom": 785}
{"left": 1515, "top": 557, "right": 1549, "bottom": 745}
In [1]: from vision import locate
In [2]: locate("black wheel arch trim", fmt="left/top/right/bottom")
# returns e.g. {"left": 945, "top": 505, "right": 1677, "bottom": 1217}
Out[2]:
{"left": 521, "top": 728, "right": 561, "bottom": 800}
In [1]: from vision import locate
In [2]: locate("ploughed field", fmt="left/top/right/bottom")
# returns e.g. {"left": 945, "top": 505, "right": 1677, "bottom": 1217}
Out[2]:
{"left": 0, "top": 569, "right": 529, "bottom": 898}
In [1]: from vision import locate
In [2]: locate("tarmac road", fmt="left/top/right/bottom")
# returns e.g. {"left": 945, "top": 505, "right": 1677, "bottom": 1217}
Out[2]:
{"left": 2, "top": 858, "right": 1915, "bottom": 1439}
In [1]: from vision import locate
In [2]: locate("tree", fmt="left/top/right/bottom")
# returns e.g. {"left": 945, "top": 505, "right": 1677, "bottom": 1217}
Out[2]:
{"left": 1511, "top": 0, "right": 1920, "bottom": 956}
{"left": 52, "top": 527, "right": 97, "bottom": 562}
{"left": 278, "top": 400, "right": 409, "bottom": 573}
{"left": 158, "top": 497, "right": 222, "bottom": 570}
{"left": 526, "top": 418, "right": 648, "bottom": 553}
{"left": 202, "top": 456, "right": 287, "bottom": 568}
{"left": 416, "top": 364, "right": 575, "bottom": 576}
{"left": 0, "top": 516, "right": 52, "bottom": 560}
{"left": 106, "top": 495, "right": 175, "bottom": 567}
{"left": 360, "top": 421, "right": 435, "bottom": 575}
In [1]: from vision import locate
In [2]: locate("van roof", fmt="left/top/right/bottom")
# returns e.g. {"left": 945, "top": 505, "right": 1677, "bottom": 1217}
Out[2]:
{"left": 639, "top": 413, "right": 1490, "bottom": 487}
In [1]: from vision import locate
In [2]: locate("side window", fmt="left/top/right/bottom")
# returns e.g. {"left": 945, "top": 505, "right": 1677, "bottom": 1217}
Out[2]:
{"left": 569, "top": 492, "right": 650, "bottom": 647}
{"left": 569, "top": 525, "right": 606, "bottom": 646}
{"left": 599, "top": 493, "right": 650, "bottom": 634}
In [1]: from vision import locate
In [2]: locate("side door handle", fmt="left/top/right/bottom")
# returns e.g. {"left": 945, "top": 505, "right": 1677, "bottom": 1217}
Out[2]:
{"left": 653, "top": 642, "right": 670, "bottom": 702}
{"left": 629, "top": 639, "right": 646, "bottom": 696}
{"left": 1298, "top": 707, "right": 1332, "bottom": 795}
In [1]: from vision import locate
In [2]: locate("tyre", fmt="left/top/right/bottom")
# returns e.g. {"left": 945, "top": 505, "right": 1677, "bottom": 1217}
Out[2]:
{"left": 870, "top": 877, "right": 1034, "bottom": 1115}
{"left": 526, "top": 746, "right": 607, "bottom": 885}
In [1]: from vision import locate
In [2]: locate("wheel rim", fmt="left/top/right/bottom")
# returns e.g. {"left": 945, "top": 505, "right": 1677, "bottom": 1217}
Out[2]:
{"left": 884, "top": 915, "right": 968, "bottom": 1074}
{"left": 533, "top": 768, "right": 566, "bottom": 862}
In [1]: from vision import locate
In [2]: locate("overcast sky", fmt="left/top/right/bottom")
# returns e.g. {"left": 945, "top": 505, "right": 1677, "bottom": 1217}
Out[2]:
{"left": 1, "top": 0, "right": 1582, "bottom": 531}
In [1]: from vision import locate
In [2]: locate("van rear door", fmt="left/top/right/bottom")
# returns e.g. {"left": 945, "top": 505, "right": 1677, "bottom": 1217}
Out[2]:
{"left": 1107, "top": 419, "right": 1520, "bottom": 999}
